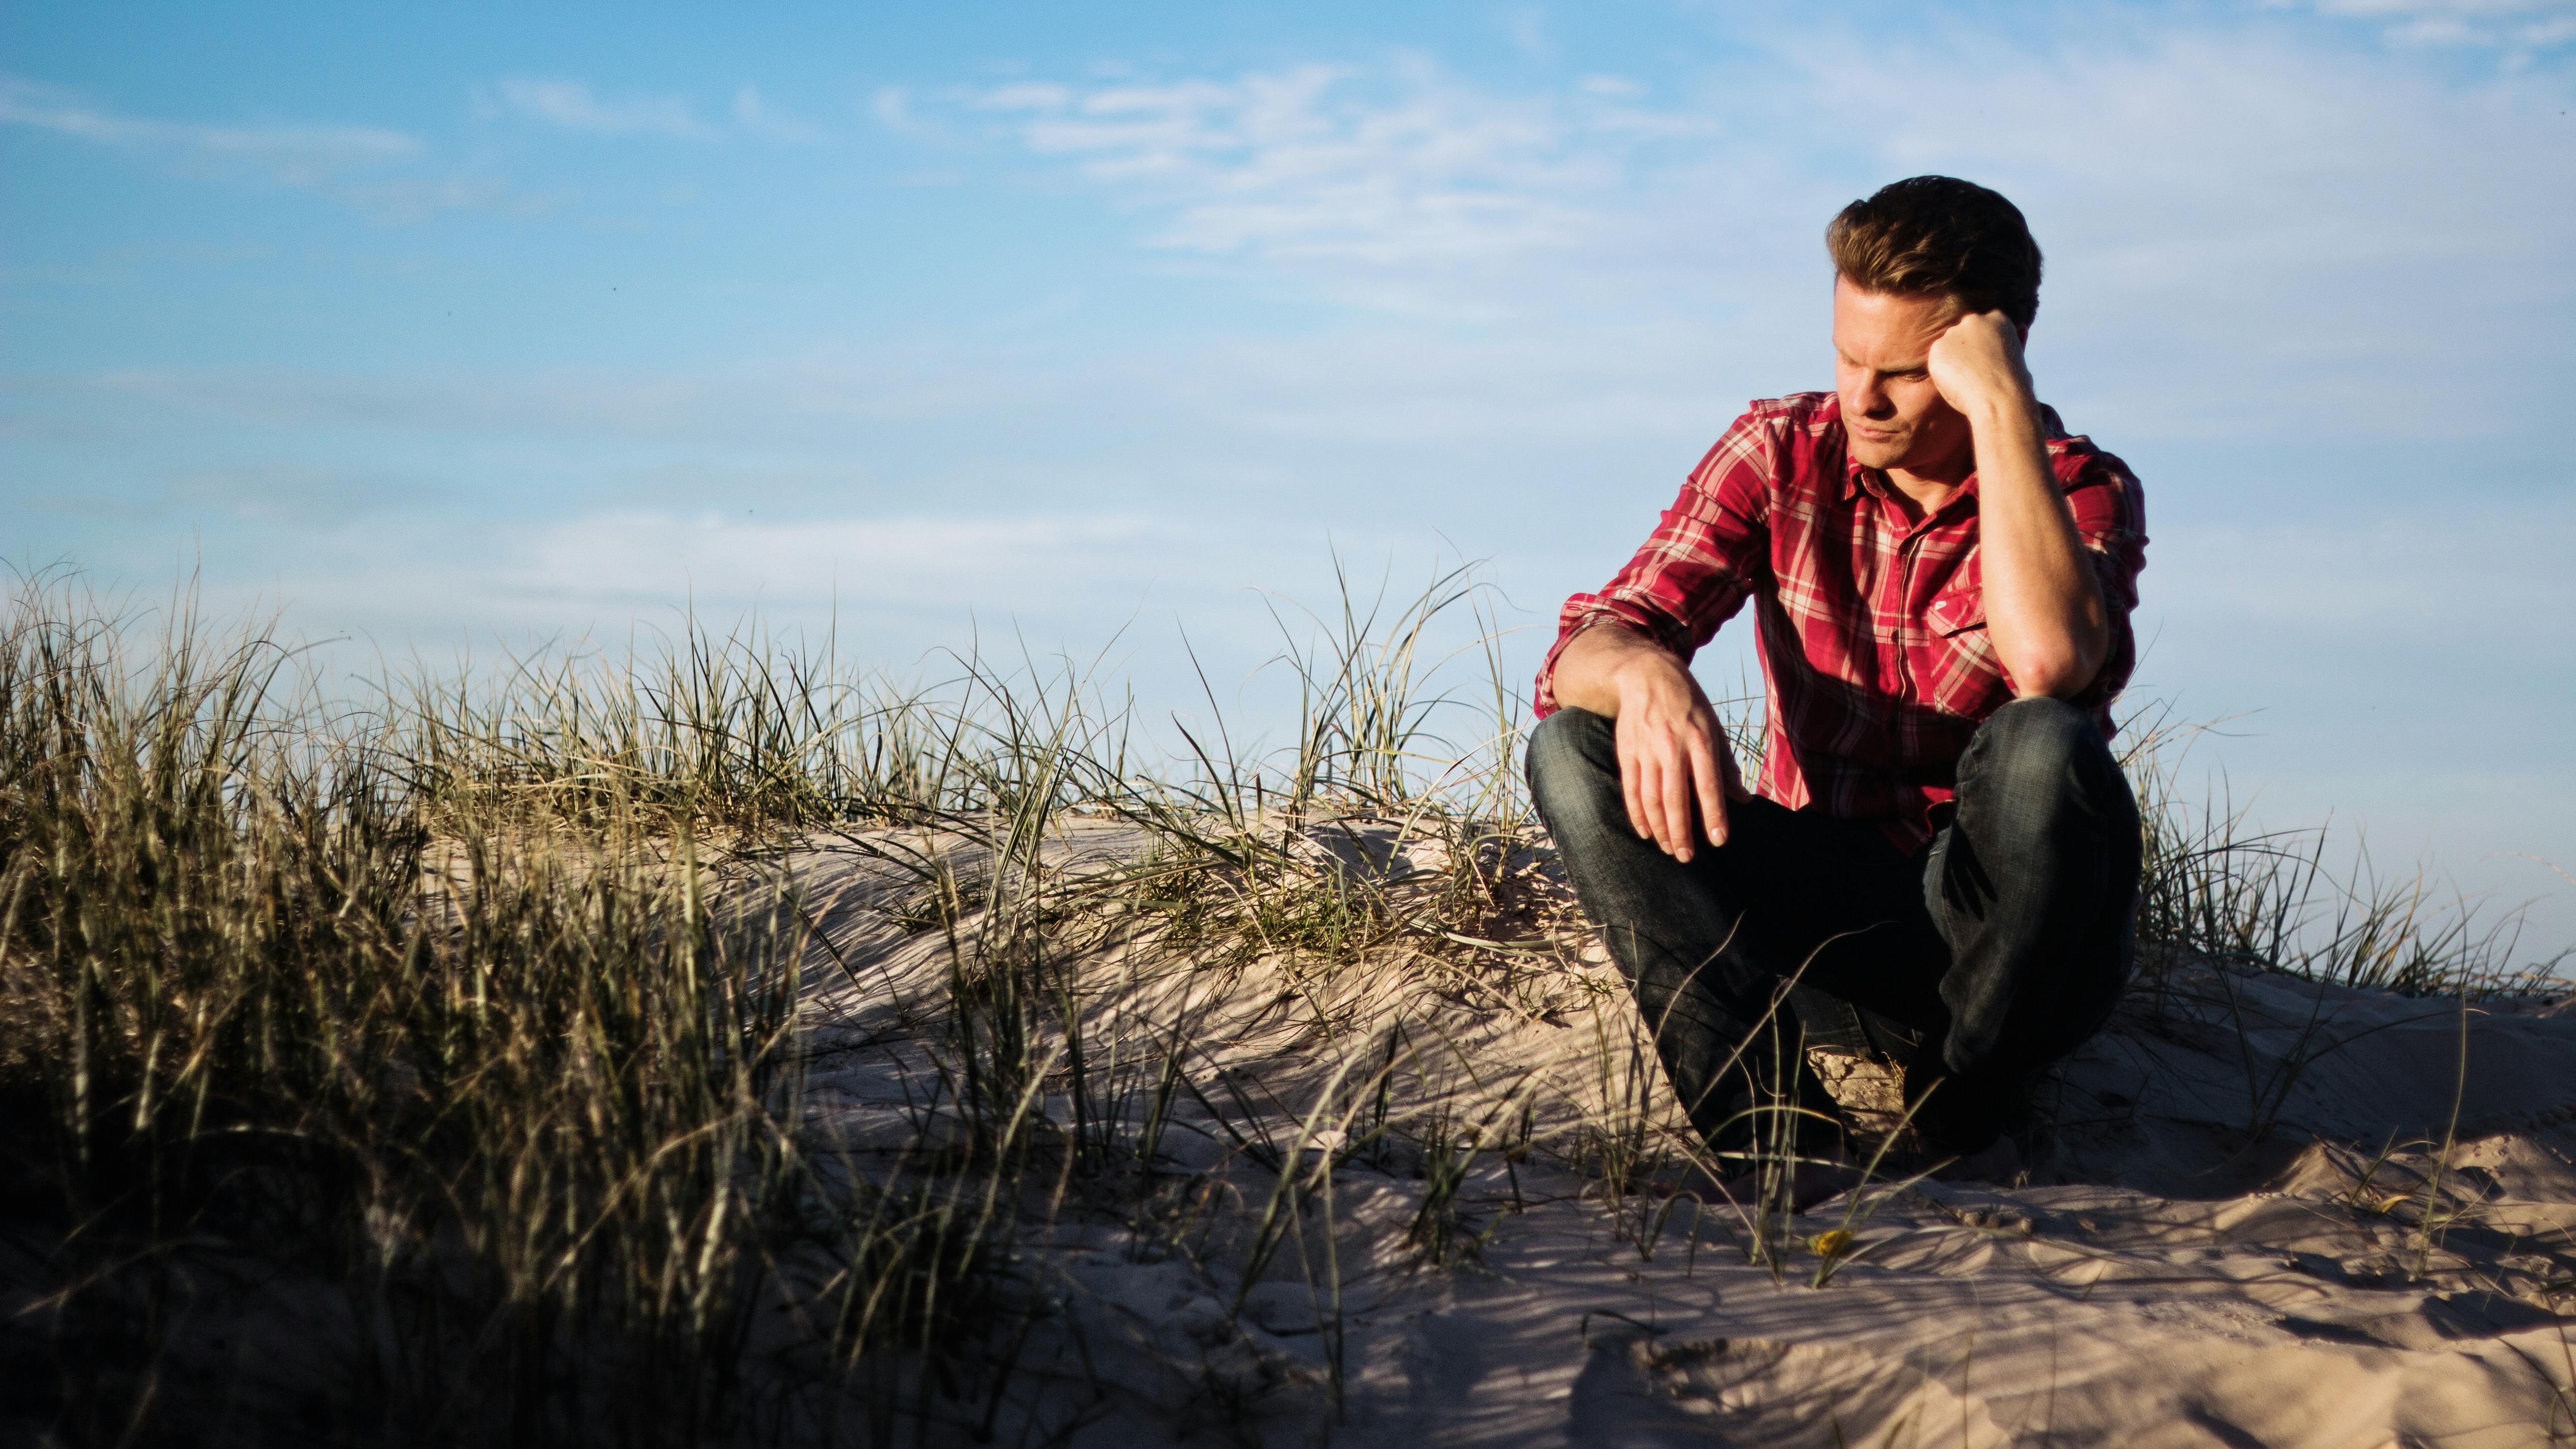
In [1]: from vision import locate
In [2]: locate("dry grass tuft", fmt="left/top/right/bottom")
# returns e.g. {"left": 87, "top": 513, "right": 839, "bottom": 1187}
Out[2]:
{"left": 1, "top": 560, "right": 2563, "bottom": 1446}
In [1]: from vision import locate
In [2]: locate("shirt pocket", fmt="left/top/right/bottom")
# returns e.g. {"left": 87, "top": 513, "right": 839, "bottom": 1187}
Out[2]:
{"left": 1926, "top": 584, "right": 1985, "bottom": 637}
{"left": 1924, "top": 582, "right": 2011, "bottom": 711}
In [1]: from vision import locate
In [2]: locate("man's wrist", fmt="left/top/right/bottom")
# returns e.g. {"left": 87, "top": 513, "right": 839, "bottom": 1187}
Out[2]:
{"left": 1958, "top": 382, "right": 2041, "bottom": 435}
{"left": 1611, "top": 644, "right": 1699, "bottom": 715}
{"left": 1576, "top": 618, "right": 1661, "bottom": 669}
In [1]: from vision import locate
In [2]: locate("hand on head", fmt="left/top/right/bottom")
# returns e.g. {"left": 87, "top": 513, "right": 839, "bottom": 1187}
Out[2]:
{"left": 1924, "top": 308, "right": 2034, "bottom": 418}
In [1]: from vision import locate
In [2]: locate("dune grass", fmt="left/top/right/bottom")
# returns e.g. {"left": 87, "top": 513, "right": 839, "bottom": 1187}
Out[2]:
{"left": 0, "top": 578, "right": 823, "bottom": 1446}
{"left": 2121, "top": 704, "right": 2562, "bottom": 1001}
{"left": 1, "top": 563, "right": 2564, "bottom": 1445}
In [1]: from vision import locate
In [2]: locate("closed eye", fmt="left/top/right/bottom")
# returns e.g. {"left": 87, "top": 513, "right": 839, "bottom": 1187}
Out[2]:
{"left": 1836, "top": 351, "right": 1929, "bottom": 382}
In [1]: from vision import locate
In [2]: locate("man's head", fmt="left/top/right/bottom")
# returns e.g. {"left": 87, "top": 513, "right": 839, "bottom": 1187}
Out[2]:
{"left": 1826, "top": 176, "right": 2042, "bottom": 475}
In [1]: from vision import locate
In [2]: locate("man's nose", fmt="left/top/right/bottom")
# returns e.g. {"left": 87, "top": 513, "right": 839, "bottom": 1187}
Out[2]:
{"left": 1856, "top": 377, "right": 1895, "bottom": 418}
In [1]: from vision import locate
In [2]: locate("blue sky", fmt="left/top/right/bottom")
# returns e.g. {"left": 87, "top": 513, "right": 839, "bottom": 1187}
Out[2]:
{"left": 6, "top": 0, "right": 2575, "bottom": 951}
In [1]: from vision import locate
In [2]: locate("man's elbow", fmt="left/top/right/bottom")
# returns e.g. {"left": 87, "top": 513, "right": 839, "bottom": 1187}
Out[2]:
{"left": 2003, "top": 641, "right": 2103, "bottom": 700}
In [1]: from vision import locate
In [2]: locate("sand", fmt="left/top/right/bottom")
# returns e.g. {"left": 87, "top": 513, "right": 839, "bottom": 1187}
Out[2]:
{"left": 788, "top": 820, "right": 2576, "bottom": 1448}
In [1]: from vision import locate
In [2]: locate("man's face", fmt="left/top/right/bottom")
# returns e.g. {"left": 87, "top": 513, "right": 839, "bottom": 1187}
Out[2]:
{"left": 1831, "top": 276, "right": 1969, "bottom": 476}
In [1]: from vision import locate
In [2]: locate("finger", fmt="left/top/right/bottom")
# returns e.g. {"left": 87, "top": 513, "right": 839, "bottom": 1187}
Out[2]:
{"left": 1660, "top": 740, "right": 1695, "bottom": 861}
{"left": 1637, "top": 747, "right": 1671, "bottom": 854}
{"left": 1620, "top": 735, "right": 1651, "bottom": 839}
{"left": 1638, "top": 745, "right": 1675, "bottom": 855}
{"left": 1688, "top": 734, "right": 1729, "bottom": 849}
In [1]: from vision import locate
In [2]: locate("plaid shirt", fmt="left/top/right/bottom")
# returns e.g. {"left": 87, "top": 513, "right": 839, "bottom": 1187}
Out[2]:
{"left": 1534, "top": 391, "right": 2148, "bottom": 852}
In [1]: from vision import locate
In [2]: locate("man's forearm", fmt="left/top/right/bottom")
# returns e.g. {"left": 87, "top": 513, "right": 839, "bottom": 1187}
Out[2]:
{"left": 1547, "top": 616, "right": 1744, "bottom": 856}
{"left": 1548, "top": 620, "right": 1676, "bottom": 717}
{"left": 1967, "top": 395, "right": 2108, "bottom": 698}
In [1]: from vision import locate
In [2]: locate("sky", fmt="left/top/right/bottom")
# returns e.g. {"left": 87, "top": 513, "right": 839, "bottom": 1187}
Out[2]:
{"left": 5, "top": 0, "right": 2574, "bottom": 953}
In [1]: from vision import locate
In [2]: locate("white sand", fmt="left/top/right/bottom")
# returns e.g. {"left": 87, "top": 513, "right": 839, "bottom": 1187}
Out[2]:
{"left": 789, "top": 824, "right": 2576, "bottom": 1447}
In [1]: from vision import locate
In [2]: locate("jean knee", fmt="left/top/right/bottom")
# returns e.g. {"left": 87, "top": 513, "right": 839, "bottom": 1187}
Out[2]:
{"left": 1527, "top": 708, "right": 1620, "bottom": 825}
{"left": 1983, "top": 695, "right": 2090, "bottom": 749}
{"left": 1968, "top": 696, "right": 2095, "bottom": 786}
{"left": 1527, "top": 707, "right": 1613, "bottom": 786}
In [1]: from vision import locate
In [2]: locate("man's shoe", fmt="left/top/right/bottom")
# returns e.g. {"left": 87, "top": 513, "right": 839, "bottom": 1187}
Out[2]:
{"left": 1901, "top": 1061, "right": 2026, "bottom": 1159}
{"left": 1928, "top": 1134, "right": 2022, "bottom": 1186}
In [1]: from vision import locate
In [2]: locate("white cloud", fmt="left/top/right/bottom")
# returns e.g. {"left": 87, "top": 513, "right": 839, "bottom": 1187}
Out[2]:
{"left": 163, "top": 463, "right": 402, "bottom": 525}
{"left": 1788, "top": 29, "right": 2576, "bottom": 435}
{"left": 939, "top": 33, "right": 2574, "bottom": 437}
{"left": 870, "top": 86, "right": 925, "bottom": 135}
{"left": 483, "top": 77, "right": 832, "bottom": 144}
{"left": 2313, "top": 0, "right": 2574, "bottom": 15}
{"left": 0, "top": 73, "right": 419, "bottom": 185}
{"left": 732, "top": 85, "right": 824, "bottom": 143}
{"left": 334, "top": 176, "right": 539, "bottom": 225}
{"left": 24, "top": 29, "right": 2575, "bottom": 463}
{"left": 23, "top": 462, "right": 405, "bottom": 526}
{"left": 31, "top": 312, "right": 1749, "bottom": 462}
{"left": 2285, "top": 0, "right": 2576, "bottom": 48}
{"left": 973, "top": 83, "right": 1076, "bottom": 111}
{"left": 489, "top": 78, "right": 709, "bottom": 137}
{"left": 167, "top": 505, "right": 1362, "bottom": 689}
{"left": 507, "top": 511, "right": 1172, "bottom": 609}
{"left": 57, "top": 347, "right": 1058, "bottom": 445}
{"left": 960, "top": 61, "right": 1714, "bottom": 271}
{"left": 1502, "top": 6, "right": 1552, "bottom": 60}
{"left": 0, "top": 74, "right": 534, "bottom": 223}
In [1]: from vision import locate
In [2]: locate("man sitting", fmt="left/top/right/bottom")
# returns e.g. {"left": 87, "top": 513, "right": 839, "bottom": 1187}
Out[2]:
{"left": 1526, "top": 175, "right": 2147, "bottom": 1178}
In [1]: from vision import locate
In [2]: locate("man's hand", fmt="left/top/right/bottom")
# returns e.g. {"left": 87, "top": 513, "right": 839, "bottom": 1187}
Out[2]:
{"left": 1922, "top": 307, "right": 2109, "bottom": 700}
{"left": 1924, "top": 308, "right": 2036, "bottom": 420}
{"left": 1614, "top": 655, "right": 1751, "bottom": 861}
{"left": 1548, "top": 625, "right": 1751, "bottom": 861}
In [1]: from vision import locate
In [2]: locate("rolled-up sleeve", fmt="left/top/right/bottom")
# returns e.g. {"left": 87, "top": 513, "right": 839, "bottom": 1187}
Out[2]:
{"left": 1533, "top": 412, "right": 1776, "bottom": 718}
{"left": 2059, "top": 447, "right": 2149, "bottom": 714}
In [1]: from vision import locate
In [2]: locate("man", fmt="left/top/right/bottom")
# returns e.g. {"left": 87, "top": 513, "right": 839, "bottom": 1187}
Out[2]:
{"left": 1525, "top": 176, "right": 2146, "bottom": 1177}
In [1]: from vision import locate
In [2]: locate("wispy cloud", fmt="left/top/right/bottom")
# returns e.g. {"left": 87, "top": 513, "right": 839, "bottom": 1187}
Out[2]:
{"left": 1501, "top": 5, "right": 1553, "bottom": 60}
{"left": 333, "top": 176, "right": 547, "bottom": 226}
{"left": 870, "top": 85, "right": 928, "bottom": 136}
{"left": 0, "top": 74, "right": 532, "bottom": 223}
{"left": 1795, "top": 27, "right": 2576, "bottom": 434}
{"left": 30, "top": 318, "right": 1734, "bottom": 458}
{"left": 165, "top": 463, "right": 404, "bottom": 525}
{"left": 2283, "top": 0, "right": 2576, "bottom": 51}
{"left": 963, "top": 61, "right": 1708, "bottom": 272}
{"left": 483, "top": 77, "right": 831, "bottom": 143}
{"left": 731, "top": 86, "right": 825, "bottom": 143}
{"left": 0, "top": 74, "right": 419, "bottom": 184}
{"left": 507, "top": 511, "right": 1177, "bottom": 610}
{"left": 54, "top": 349, "right": 1048, "bottom": 443}
{"left": 487, "top": 78, "right": 709, "bottom": 137}
{"left": 159, "top": 505, "right": 1333, "bottom": 671}
{"left": 945, "top": 31, "right": 2573, "bottom": 436}
{"left": 25, "top": 462, "right": 404, "bottom": 527}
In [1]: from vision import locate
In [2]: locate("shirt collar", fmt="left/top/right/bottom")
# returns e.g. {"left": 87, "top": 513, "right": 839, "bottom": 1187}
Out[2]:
{"left": 1840, "top": 450, "right": 1876, "bottom": 502}
{"left": 1827, "top": 392, "right": 1989, "bottom": 514}
{"left": 1841, "top": 448, "right": 1984, "bottom": 519}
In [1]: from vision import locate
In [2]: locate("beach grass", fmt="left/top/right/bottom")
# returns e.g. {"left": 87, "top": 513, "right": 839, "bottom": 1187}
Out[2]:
{"left": 2, "top": 562, "right": 2564, "bottom": 1445}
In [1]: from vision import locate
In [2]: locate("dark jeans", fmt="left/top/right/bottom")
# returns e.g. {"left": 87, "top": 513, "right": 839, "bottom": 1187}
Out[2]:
{"left": 1525, "top": 697, "right": 2141, "bottom": 1155}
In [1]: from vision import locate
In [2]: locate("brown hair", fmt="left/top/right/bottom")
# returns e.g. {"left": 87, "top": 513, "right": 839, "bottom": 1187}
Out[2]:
{"left": 1826, "top": 176, "right": 2043, "bottom": 329}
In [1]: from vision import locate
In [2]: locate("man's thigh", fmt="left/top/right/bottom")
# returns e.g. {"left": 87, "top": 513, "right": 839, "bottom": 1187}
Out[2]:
{"left": 1704, "top": 797, "right": 1951, "bottom": 1029}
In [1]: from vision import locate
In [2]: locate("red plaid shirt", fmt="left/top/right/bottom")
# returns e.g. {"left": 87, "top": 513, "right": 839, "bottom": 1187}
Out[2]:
{"left": 1535, "top": 391, "right": 2147, "bottom": 852}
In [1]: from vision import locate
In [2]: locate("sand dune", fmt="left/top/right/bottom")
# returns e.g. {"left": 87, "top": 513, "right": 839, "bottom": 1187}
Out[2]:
{"left": 791, "top": 822, "right": 2576, "bottom": 1447}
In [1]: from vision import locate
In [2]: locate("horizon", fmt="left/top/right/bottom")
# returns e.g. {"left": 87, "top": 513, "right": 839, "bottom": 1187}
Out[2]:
{"left": 6, "top": 0, "right": 2573, "bottom": 954}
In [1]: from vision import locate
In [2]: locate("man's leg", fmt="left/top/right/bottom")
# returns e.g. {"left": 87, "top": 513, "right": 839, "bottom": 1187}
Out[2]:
{"left": 1525, "top": 708, "right": 1944, "bottom": 1158}
{"left": 1913, "top": 696, "right": 2143, "bottom": 1151}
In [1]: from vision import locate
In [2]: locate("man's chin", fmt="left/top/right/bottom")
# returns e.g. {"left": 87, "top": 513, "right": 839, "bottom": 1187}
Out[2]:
{"left": 1848, "top": 437, "right": 1906, "bottom": 470}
